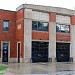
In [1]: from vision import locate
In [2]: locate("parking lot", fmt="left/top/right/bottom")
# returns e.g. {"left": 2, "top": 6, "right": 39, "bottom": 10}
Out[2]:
{"left": 0, "top": 62, "right": 75, "bottom": 75}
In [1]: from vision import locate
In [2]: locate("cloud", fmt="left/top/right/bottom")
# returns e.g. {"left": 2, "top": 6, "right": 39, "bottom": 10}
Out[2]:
{"left": 0, "top": 0, "right": 74, "bottom": 11}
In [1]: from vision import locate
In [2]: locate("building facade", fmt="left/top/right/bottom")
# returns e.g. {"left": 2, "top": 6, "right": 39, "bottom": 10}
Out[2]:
{"left": 0, "top": 4, "right": 75, "bottom": 63}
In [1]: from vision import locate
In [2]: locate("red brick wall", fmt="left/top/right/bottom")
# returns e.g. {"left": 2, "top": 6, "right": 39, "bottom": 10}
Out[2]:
{"left": 32, "top": 31, "right": 49, "bottom": 40}
{"left": 0, "top": 10, "right": 16, "bottom": 20}
{"left": 16, "top": 9, "right": 24, "bottom": 58}
{"left": 56, "top": 33, "right": 70, "bottom": 42}
{"left": 71, "top": 16, "right": 75, "bottom": 25}
{"left": 0, "top": 10, "right": 16, "bottom": 58}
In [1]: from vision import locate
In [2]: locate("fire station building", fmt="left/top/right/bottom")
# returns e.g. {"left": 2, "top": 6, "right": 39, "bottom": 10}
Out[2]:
{"left": 0, "top": 4, "right": 75, "bottom": 63}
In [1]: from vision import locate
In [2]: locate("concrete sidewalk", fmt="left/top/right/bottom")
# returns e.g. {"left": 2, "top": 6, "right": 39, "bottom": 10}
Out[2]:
{"left": 1, "top": 62, "right": 75, "bottom": 75}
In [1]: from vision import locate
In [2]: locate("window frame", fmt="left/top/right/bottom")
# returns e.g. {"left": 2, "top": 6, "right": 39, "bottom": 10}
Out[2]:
{"left": 32, "top": 21, "right": 38, "bottom": 30}
{"left": 3, "top": 20, "right": 9, "bottom": 31}
{"left": 56, "top": 23, "right": 70, "bottom": 33}
{"left": 32, "top": 21, "right": 49, "bottom": 32}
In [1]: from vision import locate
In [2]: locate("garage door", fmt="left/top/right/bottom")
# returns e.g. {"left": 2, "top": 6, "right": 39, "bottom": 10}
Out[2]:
{"left": 56, "top": 43, "right": 70, "bottom": 62}
{"left": 32, "top": 41, "right": 48, "bottom": 62}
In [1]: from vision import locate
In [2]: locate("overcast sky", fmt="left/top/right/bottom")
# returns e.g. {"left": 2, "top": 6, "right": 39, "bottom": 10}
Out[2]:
{"left": 0, "top": 0, "right": 75, "bottom": 11}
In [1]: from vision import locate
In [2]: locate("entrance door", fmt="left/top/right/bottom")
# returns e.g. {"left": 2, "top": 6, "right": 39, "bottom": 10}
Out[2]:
{"left": 32, "top": 41, "right": 48, "bottom": 62}
{"left": 18, "top": 43, "right": 20, "bottom": 63}
{"left": 56, "top": 43, "right": 70, "bottom": 62}
{"left": 2, "top": 43, "right": 9, "bottom": 62}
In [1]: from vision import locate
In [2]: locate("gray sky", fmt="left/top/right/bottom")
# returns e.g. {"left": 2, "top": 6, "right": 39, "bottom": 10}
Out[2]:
{"left": 0, "top": 0, "right": 75, "bottom": 11}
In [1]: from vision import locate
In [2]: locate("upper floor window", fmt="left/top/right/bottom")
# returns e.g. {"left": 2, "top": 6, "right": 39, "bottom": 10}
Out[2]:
{"left": 56, "top": 24, "right": 70, "bottom": 33}
{"left": 3, "top": 20, "right": 9, "bottom": 31}
{"left": 32, "top": 21, "right": 48, "bottom": 31}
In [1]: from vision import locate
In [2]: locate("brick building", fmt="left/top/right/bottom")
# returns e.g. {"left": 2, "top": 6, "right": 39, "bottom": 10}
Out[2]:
{"left": 0, "top": 4, "right": 75, "bottom": 63}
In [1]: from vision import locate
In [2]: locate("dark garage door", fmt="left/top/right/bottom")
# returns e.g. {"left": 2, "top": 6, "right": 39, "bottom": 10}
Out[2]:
{"left": 32, "top": 41, "right": 48, "bottom": 62}
{"left": 56, "top": 43, "right": 70, "bottom": 62}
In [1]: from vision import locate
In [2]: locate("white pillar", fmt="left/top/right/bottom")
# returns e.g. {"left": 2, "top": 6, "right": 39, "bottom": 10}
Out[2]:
{"left": 49, "top": 22, "right": 56, "bottom": 62}
{"left": 24, "top": 9, "right": 32, "bottom": 62}
{"left": 71, "top": 25, "right": 75, "bottom": 62}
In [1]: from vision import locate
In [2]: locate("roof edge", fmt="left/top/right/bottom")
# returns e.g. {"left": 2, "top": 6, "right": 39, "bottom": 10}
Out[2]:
{"left": 16, "top": 4, "right": 75, "bottom": 16}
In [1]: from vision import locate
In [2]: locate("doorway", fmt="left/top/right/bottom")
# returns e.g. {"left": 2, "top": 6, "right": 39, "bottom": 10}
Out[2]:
{"left": 2, "top": 42, "right": 9, "bottom": 62}
{"left": 32, "top": 41, "right": 49, "bottom": 62}
{"left": 17, "top": 42, "right": 20, "bottom": 63}
{"left": 56, "top": 42, "right": 70, "bottom": 62}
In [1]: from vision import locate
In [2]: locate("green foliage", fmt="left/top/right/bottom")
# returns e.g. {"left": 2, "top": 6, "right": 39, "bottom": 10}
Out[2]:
{"left": 0, "top": 66, "right": 7, "bottom": 71}
{"left": 0, "top": 73, "right": 3, "bottom": 75}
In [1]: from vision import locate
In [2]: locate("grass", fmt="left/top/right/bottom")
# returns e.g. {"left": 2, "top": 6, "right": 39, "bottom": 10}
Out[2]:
{"left": 0, "top": 66, "right": 7, "bottom": 75}
{"left": 0, "top": 73, "right": 3, "bottom": 75}
{"left": 0, "top": 66, "right": 7, "bottom": 71}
